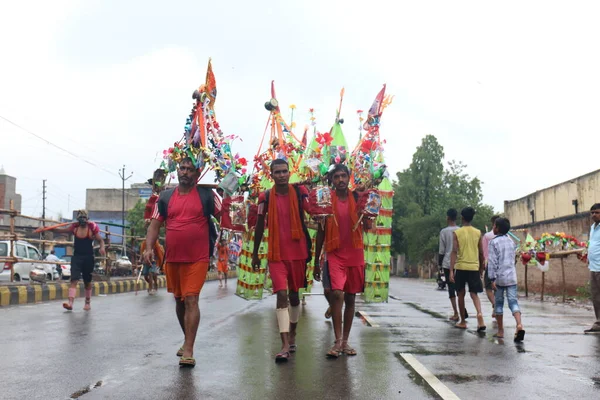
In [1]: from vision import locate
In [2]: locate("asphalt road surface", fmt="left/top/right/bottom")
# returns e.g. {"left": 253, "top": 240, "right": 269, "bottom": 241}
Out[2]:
{"left": 1, "top": 278, "right": 599, "bottom": 399}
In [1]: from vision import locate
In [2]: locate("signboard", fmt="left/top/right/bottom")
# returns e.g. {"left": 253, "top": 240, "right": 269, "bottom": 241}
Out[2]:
{"left": 138, "top": 188, "right": 153, "bottom": 199}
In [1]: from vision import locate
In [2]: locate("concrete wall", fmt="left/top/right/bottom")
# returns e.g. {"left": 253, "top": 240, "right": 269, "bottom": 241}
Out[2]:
{"left": 86, "top": 188, "right": 145, "bottom": 212}
{"left": 505, "top": 169, "right": 600, "bottom": 226}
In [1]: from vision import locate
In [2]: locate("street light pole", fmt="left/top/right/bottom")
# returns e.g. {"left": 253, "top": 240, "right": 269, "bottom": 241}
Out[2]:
{"left": 118, "top": 165, "right": 133, "bottom": 255}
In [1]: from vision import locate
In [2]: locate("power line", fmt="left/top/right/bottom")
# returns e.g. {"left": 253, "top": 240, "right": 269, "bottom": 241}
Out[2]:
{"left": 0, "top": 114, "right": 119, "bottom": 178}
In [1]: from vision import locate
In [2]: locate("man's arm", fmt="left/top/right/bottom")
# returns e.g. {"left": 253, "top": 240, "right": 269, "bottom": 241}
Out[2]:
{"left": 314, "top": 221, "right": 326, "bottom": 268}
{"left": 143, "top": 219, "right": 161, "bottom": 265}
{"left": 478, "top": 236, "right": 485, "bottom": 273}
{"left": 438, "top": 230, "right": 446, "bottom": 268}
{"left": 52, "top": 226, "right": 73, "bottom": 234}
{"left": 487, "top": 242, "right": 498, "bottom": 281}
{"left": 251, "top": 214, "right": 265, "bottom": 270}
{"left": 94, "top": 232, "right": 106, "bottom": 256}
{"left": 450, "top": 232, "right": 459, "bottom": 281}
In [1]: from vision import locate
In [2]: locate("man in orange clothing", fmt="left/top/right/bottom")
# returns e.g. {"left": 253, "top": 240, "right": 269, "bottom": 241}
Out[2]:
{"left": 140, "top": 240, "right": 164, "bottom": 295}
{"left": 143, "top": 157, "right": 221, "bottom": 368}
{"left": 252, "top": 159, "right": 311, "bottom": 363}
{"left": 315, "top": 164, "right": 370, "bottom": 358}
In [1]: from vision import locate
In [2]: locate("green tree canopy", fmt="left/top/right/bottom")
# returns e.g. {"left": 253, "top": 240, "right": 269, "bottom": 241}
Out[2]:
{"left": 392, "top": 135, "right": 495, "bottom": 262}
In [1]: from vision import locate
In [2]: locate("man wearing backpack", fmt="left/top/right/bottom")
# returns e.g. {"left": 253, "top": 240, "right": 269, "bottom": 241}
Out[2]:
{"left": 252, "top": 159, "right": 311, "bottom": 363}
{"left": 143, "top": 157, "right": 221, "bottom": 368}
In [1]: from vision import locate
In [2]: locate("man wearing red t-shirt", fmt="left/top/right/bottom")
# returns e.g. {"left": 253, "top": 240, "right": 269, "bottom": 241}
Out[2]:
{"left": 143, "top": 157, "right": 221, "bottom": 368}
{"left": 315, "top": 164, "right": 369, "bottom": 358}
{"left": 252, "top": 159, "right": 311, "bottom": 363}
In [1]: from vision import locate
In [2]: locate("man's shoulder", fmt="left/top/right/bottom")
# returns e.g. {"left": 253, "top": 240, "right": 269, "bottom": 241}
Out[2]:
{"left": 484, "top": 231, "right": 495, "bottom": 239}
{"left": 440, "top": 226, "right": 457, "bottom": 234}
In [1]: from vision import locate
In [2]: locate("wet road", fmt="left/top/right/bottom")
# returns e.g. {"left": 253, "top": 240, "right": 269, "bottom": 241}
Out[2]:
{"left": 0, "top": 278, "right": 599, "bottom": 399}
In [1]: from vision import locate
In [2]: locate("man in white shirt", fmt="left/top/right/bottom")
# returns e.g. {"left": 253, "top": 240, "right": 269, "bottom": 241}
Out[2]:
{"left": 482, "top": 215, "right": 499, "bottom": 318}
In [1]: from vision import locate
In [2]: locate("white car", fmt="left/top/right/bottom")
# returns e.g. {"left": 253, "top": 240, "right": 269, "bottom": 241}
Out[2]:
{"left": 0, "top": 240, "right": 59, "bottom": 282}
{"left": 55, "top": 255, "right": 72, "bottom": 279}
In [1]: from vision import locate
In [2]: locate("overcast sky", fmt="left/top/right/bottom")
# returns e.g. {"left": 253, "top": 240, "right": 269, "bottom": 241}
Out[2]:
{"left": 2, "top": 0, "right": 600, "bottom": 219}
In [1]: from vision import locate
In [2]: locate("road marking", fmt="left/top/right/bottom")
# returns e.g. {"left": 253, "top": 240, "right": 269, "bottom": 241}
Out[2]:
{"left": 356, "top": 310, "right": 380, "bottom": 327}
{"left": 400, "top": 353, "right": 461, "bottom": 400}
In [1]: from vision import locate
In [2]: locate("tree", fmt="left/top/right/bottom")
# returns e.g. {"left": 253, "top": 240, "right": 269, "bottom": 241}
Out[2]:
{"left": 391, "top": 135, "right": 496, "bottom": 263}
{"left": 127, "top": 200, "right": 147, "bottom": 239}
{"left": 405, "top": 135, "right": 445, "bottom": 215}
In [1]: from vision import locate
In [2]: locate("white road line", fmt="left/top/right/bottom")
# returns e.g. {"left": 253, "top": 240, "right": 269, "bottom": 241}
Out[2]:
{"left": 399, "top": 353, "right": 461, "bottom": 400}
{"left": 356, "top": 310, "right": 380, "bottom": 327}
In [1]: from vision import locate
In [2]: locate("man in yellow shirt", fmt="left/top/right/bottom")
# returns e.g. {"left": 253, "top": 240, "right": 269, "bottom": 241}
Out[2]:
{"left": 450, "top": 207, "right": 486, "bottom": 331}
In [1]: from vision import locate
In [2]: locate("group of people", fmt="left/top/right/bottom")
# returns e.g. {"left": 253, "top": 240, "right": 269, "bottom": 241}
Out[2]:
{"left": 251, "top": 160, "right": 369, "bottom": 362}
{"left": 44, "top": 156, "right": 600, "bottom": 369}
{"left": 439, "top": 204, "right": 600, "bottom": 339}
{"left": 439, "top": 208, "right": 525, "bottom": 341}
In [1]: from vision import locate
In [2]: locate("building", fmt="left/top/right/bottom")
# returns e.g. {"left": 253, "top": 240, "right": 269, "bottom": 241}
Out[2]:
{"left": 82, "top": 182, "right": 157, "bottom": 244}
{"left": 504, "top": 169, "right": 600, "bottom": 295}
{"left": 0, "top": 167, "right": 37, "bottom": 228}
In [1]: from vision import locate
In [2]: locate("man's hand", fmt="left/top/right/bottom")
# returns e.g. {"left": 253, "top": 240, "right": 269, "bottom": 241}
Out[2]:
{"left": 491, "top": 282, "right": 497, "bottom": 291}
{"left": 99, "top": 246, "right": 106, "bottom": 256}
{"left": 142, "top": 249, "right": 154, "bottom": 266}
{"left": 251, "top": 253, "right": 260, "bottom": 272}
{"left": 313, "top": 265, "right": 321, "bottom": 282}
{"left": 449, "top": 270, "right": 455, "bottom": 283}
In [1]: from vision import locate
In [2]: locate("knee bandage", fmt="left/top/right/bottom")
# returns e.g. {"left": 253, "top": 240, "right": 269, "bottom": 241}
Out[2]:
{"left": 276, "top": 308, "right": 290, "bottom": 333}
{"left": 85, "top": 288, "right": 92, "bottom": 299}
{"left": 288, "top": 305, "right": 300, "bottom": 324}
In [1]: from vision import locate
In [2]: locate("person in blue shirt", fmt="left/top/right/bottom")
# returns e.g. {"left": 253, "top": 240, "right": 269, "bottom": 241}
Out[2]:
{"left": 585, "top": 203, "right": 600, "bottom": 334}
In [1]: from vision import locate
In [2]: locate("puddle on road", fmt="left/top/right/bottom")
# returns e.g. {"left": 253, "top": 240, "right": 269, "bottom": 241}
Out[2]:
{"left": 436, "top": 374, "right": 512, "bottom": 384}
{"left": 404, "top": 302, "right": 445, "bottom": 319}
{"left": 70, "top": 381, "right": 103, "bottom": 398}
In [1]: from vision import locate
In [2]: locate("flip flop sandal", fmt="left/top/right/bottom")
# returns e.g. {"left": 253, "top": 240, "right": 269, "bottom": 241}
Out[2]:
{"left": 289, "top": 344, "right": 297, "bottom": 353}
{"left": 341, "top": 342, "right": 357, "bottom": 356}
{"left": 477, "top": 325, "right": 487, "bottom": 332}
{"left": 326, "top": 340, "right": 342, "bottom": 358}
{"left": 514, "top": 329, "right": 526, "bottom": 342}
{"left": 324, "top": 307, "right": 332, "bottom": 319}
{"left": 275, "top": 351, "right": 290, "bottom": 363}
{"left": 63, "top": 302, "right": 73, "bottom": 311}
{"left": 179, "top": 357, "right": 196, "bottom": 368}
{"left": 455, "top": 323, "right": 468, "bottom": 329}
{"left": 176, "top": 347, "right": 184, "bottom": 357}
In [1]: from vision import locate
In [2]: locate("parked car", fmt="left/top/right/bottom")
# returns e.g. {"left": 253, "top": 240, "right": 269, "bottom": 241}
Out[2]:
{"left": 59, "top": 257, "right": 71, "bottom": 280}
{"left": 0, "top": 240, "right": 59, "bottom": 282}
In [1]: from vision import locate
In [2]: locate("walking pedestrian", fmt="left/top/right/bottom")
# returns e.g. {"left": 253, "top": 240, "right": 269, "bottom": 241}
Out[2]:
{"left": 252, "top": 159, "right": 311, "bottom": 363}
{"left": 439, "top": 208, "right": 467, "bottom": 321}
{"left": 143, "top": 157, "right": 221, "bottom": 367}
{"left": 450, "top": 207, "right": 486, "bottom": 331}
{"left": 585, "top": 203, "right": 600, "bottom": 334}
{"left": 487, "top": 217, "right": 525, "bottom": 342}
{"left": 49, "top": 210, "right": 105, "bottom": 311}
{"left": 139, "top": 240, "right": 163, "bottom": 295}
{"left": 314, "top": 164, "right": 370, "bottom": 358}
{"left": 482, "top": 215, "right": 500, "bottom": 319}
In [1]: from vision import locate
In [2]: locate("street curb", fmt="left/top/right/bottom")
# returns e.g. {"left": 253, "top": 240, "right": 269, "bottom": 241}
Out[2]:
{"left": 0, "top": 270, "right": 237, "bottom": 307}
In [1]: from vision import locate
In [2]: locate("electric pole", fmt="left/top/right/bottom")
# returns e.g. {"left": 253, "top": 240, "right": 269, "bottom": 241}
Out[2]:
{"left": 118, "top": 165, "right": 133, "bottom": 255}
{"left": 41, "top": 179, "right": 47, "bottom": 255}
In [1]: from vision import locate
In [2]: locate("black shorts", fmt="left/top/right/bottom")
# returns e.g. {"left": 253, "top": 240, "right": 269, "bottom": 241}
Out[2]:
{"left": 443, "top": 269, "right": 456, "bottom": 298}
{"left": 71, "top": 255, "right": 94, "bottom": 283}
{"left": 484, "top": 267, "right": 494, "bottom": 291}
{"left": 454, "top": 270, "right": 483, "bottom": 293}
